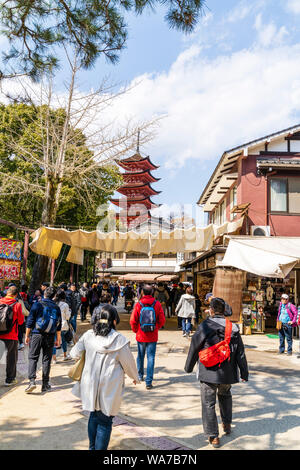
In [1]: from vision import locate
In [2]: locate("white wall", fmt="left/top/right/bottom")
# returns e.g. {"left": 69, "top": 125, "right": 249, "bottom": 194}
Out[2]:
{"left": 290, "top": 140, "right": 300, "bottom": 152}
{"left": 267, "top": 138, "right": 288, "bottom": 152}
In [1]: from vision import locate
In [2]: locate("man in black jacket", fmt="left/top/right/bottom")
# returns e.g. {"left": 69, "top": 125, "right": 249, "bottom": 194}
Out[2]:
{"left": 185, "top": 297, "right": 248, "bottom": 448}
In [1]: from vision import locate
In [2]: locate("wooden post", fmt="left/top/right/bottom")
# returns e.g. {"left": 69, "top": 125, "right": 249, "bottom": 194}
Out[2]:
{"left": 70, "top": 263, "right": 74, "bottom": 283}
{"left": 93, "top": 255, "right": 96, "bottom": 283}
{"left": 85, "top": 254, "right": 89, "bottom": 283}
{"left": 21, "top": 231, "right": 30, "bottom": 285}
{"left": 50, "top": 259, "right": 55, "bottom": 286}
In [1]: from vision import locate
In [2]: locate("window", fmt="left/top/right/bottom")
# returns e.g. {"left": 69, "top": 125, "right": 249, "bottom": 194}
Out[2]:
{"left": 230, "top": 186, "right": 237, "bottom": 220}
{"left": 270, "top": 178, "right": 300, "bottom": 214}
{"left": 215, "top": 205, "right": 220, "bottom": 225}
{"left": 127, "top": 251, "right": 147, "bottom": 259}
{"left": 153, "top": 253, "right": 176, "bottom": 258}
{"left": 220, "top": 201, "right": 226, "bottom": 224}
{"left": 289, "top": 178, "right": 300, "bottom": 213}
{"left": 270, "top": 179, "right": 287, "bottom": 212}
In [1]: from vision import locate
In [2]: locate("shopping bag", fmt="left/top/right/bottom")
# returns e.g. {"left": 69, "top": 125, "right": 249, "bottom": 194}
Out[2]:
{"left": 68, "top": 351, "right": 85, "bottom": 381}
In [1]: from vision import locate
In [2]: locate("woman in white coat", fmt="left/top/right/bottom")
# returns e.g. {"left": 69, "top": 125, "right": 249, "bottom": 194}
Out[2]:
{"left": 175, "top": 286, "right": 196, "bottom": 338}
{"left": 70, "top": 304, "right": 139, "bottom": 450}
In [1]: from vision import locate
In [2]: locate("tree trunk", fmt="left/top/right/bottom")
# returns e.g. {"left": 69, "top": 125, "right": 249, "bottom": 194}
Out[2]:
{"left": 29, "top": 254, "right": 50, "bottom": 294}
{"left": 29, "top": 179, "right": 60, "bottom": 293}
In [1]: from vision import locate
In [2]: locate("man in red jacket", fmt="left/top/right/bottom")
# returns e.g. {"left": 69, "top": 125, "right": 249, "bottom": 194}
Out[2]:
{"left": 0, "top": 286, "right": 24, "bottom": 386}
{"left": 130, "top": 284, "right": 165, "bottom": 389}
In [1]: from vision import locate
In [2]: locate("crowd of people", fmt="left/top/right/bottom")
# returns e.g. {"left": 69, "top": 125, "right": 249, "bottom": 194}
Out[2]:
{"left": 0, "top": 277, "right": 298, "bottom": 450}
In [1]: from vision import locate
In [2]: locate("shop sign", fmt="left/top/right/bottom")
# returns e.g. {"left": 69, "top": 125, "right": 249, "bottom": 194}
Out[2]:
{"left": 0, "top": 238, "right": 23, "bottom": 280}
{"left": 207, "top": 256, "right": 216, "bottom": 269}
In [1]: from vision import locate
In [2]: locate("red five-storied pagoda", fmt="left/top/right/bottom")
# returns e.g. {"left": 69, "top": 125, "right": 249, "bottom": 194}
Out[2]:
{"left": 111, "top": 149, "right": 161, "bottom": 229}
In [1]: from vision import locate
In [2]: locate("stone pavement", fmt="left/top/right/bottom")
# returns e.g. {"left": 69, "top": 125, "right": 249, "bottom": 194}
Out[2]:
{"left": 1, "top": 303, "right": 300, "bottom": 450}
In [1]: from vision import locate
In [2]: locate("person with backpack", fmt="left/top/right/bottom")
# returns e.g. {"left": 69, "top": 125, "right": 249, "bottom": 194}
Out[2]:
{"left": 70, "top": 304, "right": 139, "bottom": 450}
{"left": 130, "top": 284, "right": 165, "bottom": 390}
{"left": 79, "top": 282, "right": 89, "bottom": 322}
{"left": 184, "top": 297, "right": 248, "bottom": 448}
{"left": 88, "top": 284, "right": 101, "bottom": 316}
{"left": 175, "top": 286, "right": 196, "bottom": 337}
{"left": 154, "top": 282, "right": 170, "bottom": 318}
{"left": 174, "top": 283, "right": 185, "bottom": 329}
{"left": 25, "top": 286, "right": 62, "bottom": 393}
{"left": 67, "top": 283, "right": 81, "bottom": 333}
{"left": 52, "top": 288, "right": 72, "bottom": 363}
{"left": 0, "top": 285, "right": 24, "bottom": 386}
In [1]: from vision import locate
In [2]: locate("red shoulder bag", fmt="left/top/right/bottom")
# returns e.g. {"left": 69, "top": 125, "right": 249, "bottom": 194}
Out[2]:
{"left": 199, "top": 319, "right": 232, "bottom": 368}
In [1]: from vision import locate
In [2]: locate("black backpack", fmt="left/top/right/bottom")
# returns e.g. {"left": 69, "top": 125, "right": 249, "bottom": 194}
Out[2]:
{"left": 0, "top": 301, "right": 18, "bottom": 335}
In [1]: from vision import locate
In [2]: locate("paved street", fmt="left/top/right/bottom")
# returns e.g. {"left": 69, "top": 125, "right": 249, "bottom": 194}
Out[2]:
{"left": 1, "top": 304, "right": 300, "bottom": 450}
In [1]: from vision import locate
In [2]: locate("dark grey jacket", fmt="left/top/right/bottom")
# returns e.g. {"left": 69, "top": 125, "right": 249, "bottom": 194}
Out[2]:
{"left": 184, "top": 316, "right": 249, "bottom": 384}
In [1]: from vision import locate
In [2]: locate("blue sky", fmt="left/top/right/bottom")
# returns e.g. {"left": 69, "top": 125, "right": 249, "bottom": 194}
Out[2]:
{"left": 91, "top": 0, "right": 300, "bottom": 225}
{"left": 3, "top": 0, "right": 300, "bottom": 226}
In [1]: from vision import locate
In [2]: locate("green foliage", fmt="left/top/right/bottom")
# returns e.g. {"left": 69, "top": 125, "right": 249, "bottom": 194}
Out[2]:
{"left": 0, "top": 0, "right": 206, "bottom": 78}
{"left": 0, "top": 102, "right": 122, "bottom": 231}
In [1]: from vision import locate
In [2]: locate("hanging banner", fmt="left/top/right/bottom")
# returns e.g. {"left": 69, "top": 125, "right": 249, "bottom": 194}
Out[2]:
{"left": 0, "top": 238, "right": 23, "bottom": 280}
{"left": 0, "top": 238, "right": 23, "bottom": 261}
{"left": 0, "top": 259, "right": 22, "bottom": 280}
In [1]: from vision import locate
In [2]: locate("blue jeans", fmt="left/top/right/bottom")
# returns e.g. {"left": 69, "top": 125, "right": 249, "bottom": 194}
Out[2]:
{"left": 53, "top": 331, "right": 68, "bottom": 355}
{"left": 70, "top": 313, "right": 77, "bottom": 333}
{"left": 182, "top": 318, "right": 192, "bottom": 334}
{"left": 88, "top": 411, "right": 113, "bottom": 450}
{"left": 137, "top": 342, "right": 157, "bottom": 386}
{"left": 279, "top": 324, "right": 293, "bottom": 353}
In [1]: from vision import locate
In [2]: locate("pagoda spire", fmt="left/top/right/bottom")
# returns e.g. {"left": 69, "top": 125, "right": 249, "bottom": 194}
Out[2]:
{"left": 137, "top": 129, "right": 140, "bottom": 154}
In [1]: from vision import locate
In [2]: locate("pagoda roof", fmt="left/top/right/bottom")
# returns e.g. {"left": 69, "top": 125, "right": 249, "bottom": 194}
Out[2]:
{"left": 116, "top": 212, "right": 151, "bottom": 220}
{"left": 118, "top": 182, "right": 161, "bottom": 197}
{"left": 111, "top": 196, "right": 160, "bottom": 210}
{"left": 118, "top": 154, "right": 159, "bottom": 171}
{"left": 122, "top": 170, "right": 160, "bottom": 183}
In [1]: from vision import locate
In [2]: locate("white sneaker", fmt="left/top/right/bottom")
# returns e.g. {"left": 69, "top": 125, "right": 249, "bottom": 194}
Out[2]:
{"left": 63, "top": 355, "right": 72, "bottom": 361}
{"left": 4, "top": 379, "right": 18, "bottom": 387}
{"left": 18, "top": 343, "right": 25, "bottom": 350}
{"left": 182, "top": 332, "right": 186, "bottom": 337}
{"left": 52, "top": 359, "right": 57, "bottom": 364}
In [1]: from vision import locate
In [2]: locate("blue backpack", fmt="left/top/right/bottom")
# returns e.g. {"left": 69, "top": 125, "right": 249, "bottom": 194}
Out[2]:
{"left": 35, "top": 301, "right": 59, "bottom": 334}
{"left": 139, "top": 301, "right": 156, "bottom": 332}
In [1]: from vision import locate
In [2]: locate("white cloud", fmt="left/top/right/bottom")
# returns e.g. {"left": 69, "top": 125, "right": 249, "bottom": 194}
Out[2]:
{"left": 254, "top": 13, "right": 289, "bottom": 47}
{"left": 100, "top": 39, "right": 300, "bottom": 171}
{"left": 225, "top": 0, "right": 268, "bottom": 23}
{"left": 226, "top": 1, "right": 254, "bottom": 23}
{"left": 286, "top": 0, "right": 300, "bottom": 14}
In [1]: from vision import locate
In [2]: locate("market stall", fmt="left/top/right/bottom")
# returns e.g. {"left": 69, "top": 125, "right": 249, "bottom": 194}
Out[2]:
{"left": 220, "top": 236, "right": 300, "bottom": 334}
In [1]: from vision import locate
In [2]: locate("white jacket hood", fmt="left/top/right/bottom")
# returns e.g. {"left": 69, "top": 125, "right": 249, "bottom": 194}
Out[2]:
{"left": 91, "top": 329, "right": 129, "bottom": 354}
{"left": 181, "top": 294, "right": 195, "bottom": 302}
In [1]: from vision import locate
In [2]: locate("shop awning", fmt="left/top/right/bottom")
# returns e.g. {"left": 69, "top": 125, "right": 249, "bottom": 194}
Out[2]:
{"left": 119, "top": 273, "right": 178, "bottom": 282}
{"left": 119, "top": 273, "right": 159, "bottom": 281}
{"left": 155, "top": 274, "right": 179, "bottom": 281}
{"left": 221, "top": 236, "right": 300, "bottom": 278}
{"left": 29, "top": 218, "right": 244, "bottom": 264}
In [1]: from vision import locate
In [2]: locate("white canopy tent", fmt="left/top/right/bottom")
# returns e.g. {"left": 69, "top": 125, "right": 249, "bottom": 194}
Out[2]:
{"left": 221, "top": 236, "right": 300, "bottom": 278}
